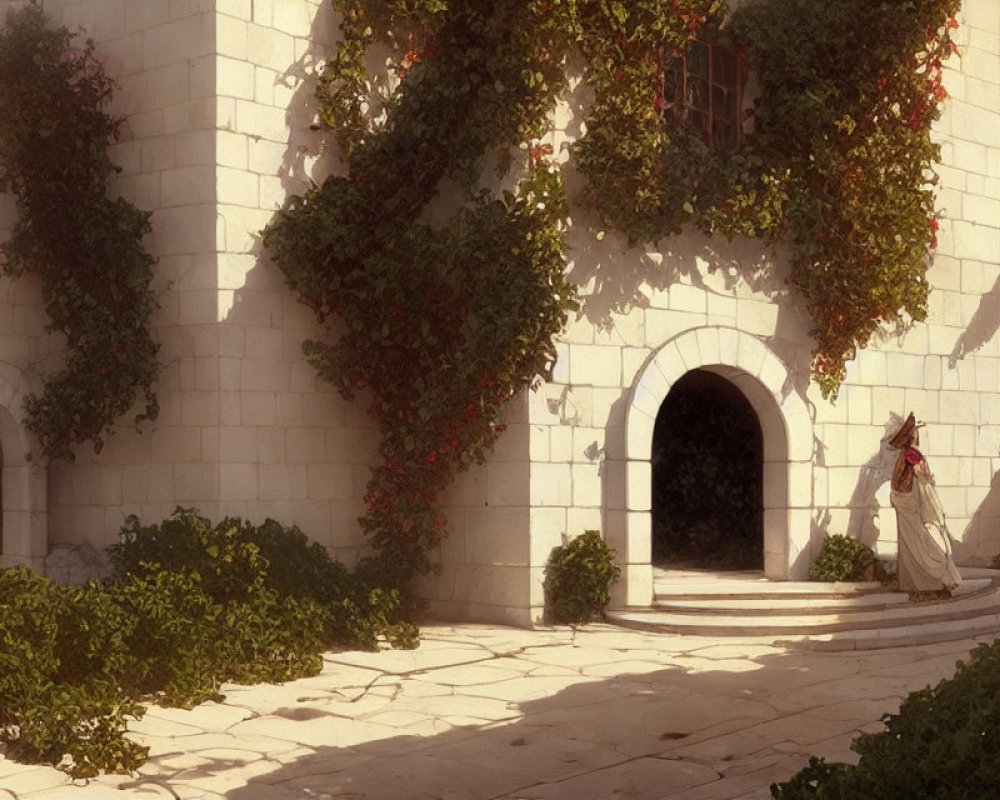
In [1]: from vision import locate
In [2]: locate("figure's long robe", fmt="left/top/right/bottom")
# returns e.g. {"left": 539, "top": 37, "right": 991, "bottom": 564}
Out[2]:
{"left": 890, "top": 478, "right": 962, "bottom": 592}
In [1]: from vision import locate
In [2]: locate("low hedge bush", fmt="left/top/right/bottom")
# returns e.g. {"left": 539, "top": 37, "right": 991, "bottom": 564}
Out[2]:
{"left": 0, "top": 508, "right": 418, "bottom": 777}
{"left": 809, "top": 534, "right": 874, "bottom": 582}
{"left": 544, "top": 530, "right": 621, "bottom": 624}
{"left": 772, "top": 639, "right": 1000, "bottom": 798}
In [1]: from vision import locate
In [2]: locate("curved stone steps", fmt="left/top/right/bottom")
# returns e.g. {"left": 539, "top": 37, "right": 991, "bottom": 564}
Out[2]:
{"left": 654, "top": 577, "right": 995, "bottom": 616}
{"left": 606, "top": 567, "right": 1000, "bottom": 649}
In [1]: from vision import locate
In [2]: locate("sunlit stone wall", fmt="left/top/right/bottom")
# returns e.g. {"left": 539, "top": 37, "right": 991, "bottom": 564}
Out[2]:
{"left": 0, "top": 0, "right": 996, "bottom": 627}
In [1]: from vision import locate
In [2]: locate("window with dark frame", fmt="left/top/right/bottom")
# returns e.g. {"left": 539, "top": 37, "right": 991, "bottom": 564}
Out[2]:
{"left": 662, "top": 39, "right": 745, "bottom": 153}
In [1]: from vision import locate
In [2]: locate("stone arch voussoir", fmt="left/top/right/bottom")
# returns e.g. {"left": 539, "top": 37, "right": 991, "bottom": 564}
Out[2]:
{"left": 615, "top": 326, "right": 813, "bottom": 607}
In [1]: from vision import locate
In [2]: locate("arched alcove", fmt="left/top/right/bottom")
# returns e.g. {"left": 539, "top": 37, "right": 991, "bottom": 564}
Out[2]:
{"left": 0, "top": 364, "right": 47, "bottom": 571}
{"left": 615, "top": 327, "right": 814, "bottom": 608}
{"left": 652, "top": 368, "right": 763, "bottom": 569}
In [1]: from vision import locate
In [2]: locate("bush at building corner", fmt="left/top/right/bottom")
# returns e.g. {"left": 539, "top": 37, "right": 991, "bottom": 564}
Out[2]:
{"left": 808, "top": 534, "right": 874, "bottom": 582}
{"left": 0, "top": 508, "right": 418, "bottom": 778}
{"left": 544, "top": 530, "right": 621, "bottom": 625}
{"left": 772, "top": 639, "right": 1000, "bottom": 798}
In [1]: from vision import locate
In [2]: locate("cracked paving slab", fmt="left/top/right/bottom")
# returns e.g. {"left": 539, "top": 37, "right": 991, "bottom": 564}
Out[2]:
{"left": 2, "top": 625, "right": 996, "bottom": 799}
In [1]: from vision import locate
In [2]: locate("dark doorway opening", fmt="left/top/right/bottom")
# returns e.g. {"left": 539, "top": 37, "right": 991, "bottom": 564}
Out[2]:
{"left": 652, "top": 369, "right": 763, "bottom": 569}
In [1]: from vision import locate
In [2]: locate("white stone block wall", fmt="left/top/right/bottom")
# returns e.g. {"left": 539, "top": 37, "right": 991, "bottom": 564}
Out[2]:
{"left": 417, "top": 396, "right": 533, "bottom": 625}
{"left": 1, "top": 0, "right": 997, "bottom": 626}
{"left": 527, "top": 0, "right": 1000, "bottom": 615}
{"left": 0, "top": 0, "right": 374, "bottom": 568}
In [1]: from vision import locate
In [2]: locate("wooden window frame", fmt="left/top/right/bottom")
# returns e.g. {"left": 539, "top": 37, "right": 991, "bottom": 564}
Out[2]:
{"left": 662, "top": 39, "right": 746, "bottom": 153}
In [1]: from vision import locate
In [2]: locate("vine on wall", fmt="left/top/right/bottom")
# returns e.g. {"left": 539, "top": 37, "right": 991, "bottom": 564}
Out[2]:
{"left": 729, "top": 0, "right": 960, "bottom": 397}
{"left": 0, "top": 2, "right": 160, "bottom": 460}
{"left": 268, "top": 0, "right": 959, "bottom": 579}
{"left": 575, "top": 0, "right": 960, "bottom": 397}
{"left": 265, "top": 0, "right": 580, "bottom": 580}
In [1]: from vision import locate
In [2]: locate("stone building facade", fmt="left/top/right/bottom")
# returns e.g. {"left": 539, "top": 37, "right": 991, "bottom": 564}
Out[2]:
{"left": 0, "top": 0, "right": 998, "bottom": 627}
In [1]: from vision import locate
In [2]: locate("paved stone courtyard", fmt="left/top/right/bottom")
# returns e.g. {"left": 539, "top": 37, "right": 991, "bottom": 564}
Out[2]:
{"left": 2, "top": 624, "right": 995, "bottom": 799}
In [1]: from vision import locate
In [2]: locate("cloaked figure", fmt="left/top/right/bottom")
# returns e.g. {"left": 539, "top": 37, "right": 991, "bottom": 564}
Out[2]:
{"left": 888, "top": 412, "right": 962, "bottom": 601}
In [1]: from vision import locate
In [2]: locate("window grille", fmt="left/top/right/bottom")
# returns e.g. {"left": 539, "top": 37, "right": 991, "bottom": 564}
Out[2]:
{"left": 662, "top": 40, "right": 745, "bottom": 152}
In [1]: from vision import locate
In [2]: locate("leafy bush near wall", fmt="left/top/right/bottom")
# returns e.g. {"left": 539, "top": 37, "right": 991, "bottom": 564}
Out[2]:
{"left": 110, "top": 509, "right": 420, "bottom": 650}
{"left": 0, "top": 510, "right": 417, "bottom": 778}
{"left": 772, "top": 639, "right": 1000, "bottom": 798}
{"left": 0, "top": 567, "right": 149, "bottom": 778}
{"left": 808, "top": 534, "right": 873, "bottom": 582}
{"left": 0, "top": 2, "right": 160, "bottom": 460}
{"left": 544, "top": 530, "right": 621, "bottom": 624}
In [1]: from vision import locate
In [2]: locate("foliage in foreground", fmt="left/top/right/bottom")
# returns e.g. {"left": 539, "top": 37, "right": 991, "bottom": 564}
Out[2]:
{"left": 0, "top": 509, "right": 417, "bottom": 778}
{"left": 772, "top": 639, "right": 1000, "bottom": 799}
{"left": 808, "top": 534, "right": 874, "bottom": 582}
{"left": 544, "top": 530, "right": 621, "bottom": 625}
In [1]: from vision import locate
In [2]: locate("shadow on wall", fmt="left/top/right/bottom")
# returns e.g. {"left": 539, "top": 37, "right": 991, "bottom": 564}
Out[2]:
{"left": 842, "top": 413, "right": 909, "bottom": 552}
{"left": 213, "top": 3, "right": 376, "bottom": 561}
{"left": 557, "top": 81, "right": 818, "bottom": 410}
{"left": 272, "top": 3, "right": 344, "bottom": 199}
{"left": 949, "top": 272, "right": 1000, "bottom": 368}
{"left": 964, "top": 471, "right": 1000, "bottom": 566}
{"left": 943, "top": 267, "right": 1000, "bottom": 563}
{"left": 838, "top": 412, "right": 1000, "bottom": 567}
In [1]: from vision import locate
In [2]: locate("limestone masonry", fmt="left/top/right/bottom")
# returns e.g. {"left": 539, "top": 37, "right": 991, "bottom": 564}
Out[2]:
{"left": 0, "top": 0, "right": 997, "bottom": 626}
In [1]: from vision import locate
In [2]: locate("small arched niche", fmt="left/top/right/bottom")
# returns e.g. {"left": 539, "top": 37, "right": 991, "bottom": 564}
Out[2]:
{"left": 0, "top": 365, "right": 47, "bottom": 571}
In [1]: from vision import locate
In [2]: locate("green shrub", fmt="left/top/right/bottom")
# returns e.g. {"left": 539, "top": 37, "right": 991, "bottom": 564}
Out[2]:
{"left": 0, "top": 567, "right": 60, "bottom": 708}
{"left": 5, "top": 681, "right": 148, "bottom": 780}
{"left": 544, "top": 530, "right": 621, "bottom": 625}
{"left": 110, "top": 510, "right": 348, "bottom": 602}
{"left": 0, "top": 568, "right": 147, "bottom": 779}
{"left": 809, "top": 534, "right": 873, "bottom": 582}
{"left": 0, "top": 508, "right": 420, "bottom": 777}
{"left": 772, "top": 639, "right": 1000, "bottom": 798}
{"left": 110, "top": 508, "right": 417, "bottom": 650}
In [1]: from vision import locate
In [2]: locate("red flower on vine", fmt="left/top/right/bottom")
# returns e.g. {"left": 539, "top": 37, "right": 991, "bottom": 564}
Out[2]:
{"left": 530, "top": 142, "right": 553, "bottom": 165}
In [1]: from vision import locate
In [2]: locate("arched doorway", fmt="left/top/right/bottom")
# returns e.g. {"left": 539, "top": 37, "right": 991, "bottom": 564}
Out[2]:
{"left": 615, "top": 327, "right": 815, "bottom": 608}
{"left": 652, "top": 369, "right": 763, "bottom": 569}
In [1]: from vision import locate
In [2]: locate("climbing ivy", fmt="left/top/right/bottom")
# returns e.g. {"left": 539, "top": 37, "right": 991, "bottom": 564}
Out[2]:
{"left": 0, "top": 2, "right": 160, "bottom": 460}
{"left": 575, "top": 0, "right": 960, "bottom": 397}
{"left": 265, "top": 0, "right": 580, "bottom": 580}
{"left": 574, "top": 0, "right": 724, "bottom": 244}
{"left": 728, "top": 0, "right": 960, "bottom": 397}
{"left": 266, "top": 0, "right": 960, "bottom": 579}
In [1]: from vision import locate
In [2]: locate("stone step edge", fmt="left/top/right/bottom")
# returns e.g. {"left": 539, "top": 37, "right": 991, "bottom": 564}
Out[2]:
{"left": 606, "top": 595, "right": 1000, "bottom": 636}
{"left": 651, "top": 581, "right": 885, "bottom": 601}
{"left": 778, "top": 615, "right": 1000, "bottom": 651}
{"left": 651, "top": 579, "right": 996, "bottom": 616}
